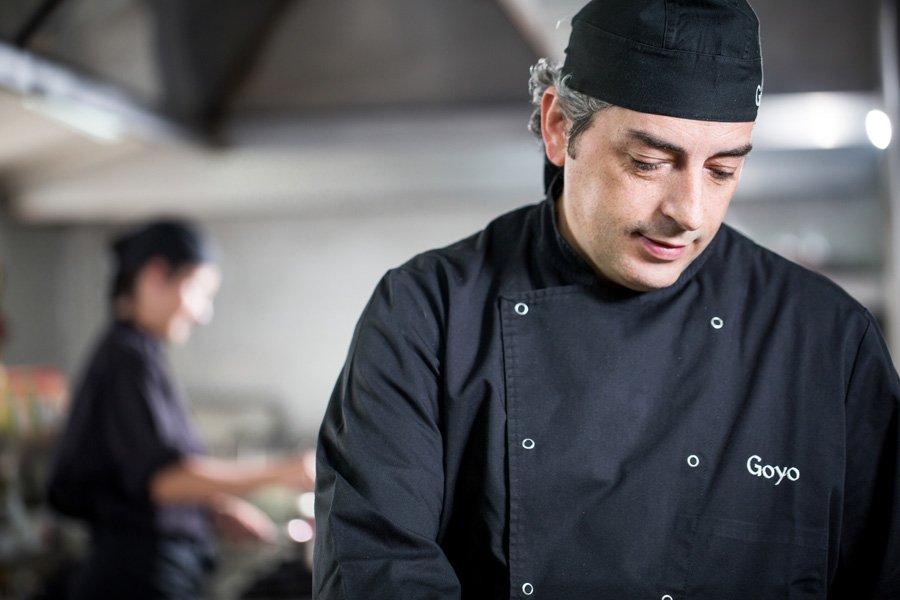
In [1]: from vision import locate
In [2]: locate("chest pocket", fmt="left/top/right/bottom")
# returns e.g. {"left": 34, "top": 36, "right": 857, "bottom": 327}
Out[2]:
{"left": 673, "top": 515, "right": 827, "bottom": 599}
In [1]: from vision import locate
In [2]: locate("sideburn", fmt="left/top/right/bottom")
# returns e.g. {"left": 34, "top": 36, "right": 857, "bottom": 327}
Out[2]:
{"left": 565, "top": 115, "right": 597, "bottom": 160}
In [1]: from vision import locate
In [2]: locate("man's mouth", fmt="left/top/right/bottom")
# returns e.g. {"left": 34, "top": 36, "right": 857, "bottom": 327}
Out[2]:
{"left": 637, "top": 234, "right": 689, "bottom": 261}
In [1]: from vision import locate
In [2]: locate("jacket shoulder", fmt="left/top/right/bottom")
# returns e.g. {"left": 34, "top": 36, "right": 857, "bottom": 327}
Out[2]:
{"left": 85, "top": 323, "right": 160, "bottom": 383}
{"left": 384, "top": 202, "right": 541, "bottom": 293}
{"left": 719, "top": 225, "right": 874, "bottom": 322}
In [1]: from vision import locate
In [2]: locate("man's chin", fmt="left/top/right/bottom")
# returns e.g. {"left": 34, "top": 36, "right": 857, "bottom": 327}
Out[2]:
{"left": 617, "top": 261, "right": 690, "bottom": 292}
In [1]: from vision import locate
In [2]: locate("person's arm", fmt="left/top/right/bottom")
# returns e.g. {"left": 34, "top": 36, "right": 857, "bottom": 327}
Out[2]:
{"left": 209, "top": 493, "right": 279, "bottom": 542}
{"left": 100, "top": 345, "right": 314, "bottom": 522}
{"left": 315, "top": 268, "right": 461, "bottom": 600}
{"left": 150, "top": 452, "right": 314, "bottom": 503}
{"left": 829, "top": 314, "right": 900, "bottom": 598}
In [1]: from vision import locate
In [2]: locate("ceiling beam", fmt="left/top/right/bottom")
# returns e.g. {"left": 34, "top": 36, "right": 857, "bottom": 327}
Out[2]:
{"left": 13, "top": 0, "right": 67, "bottom": 47}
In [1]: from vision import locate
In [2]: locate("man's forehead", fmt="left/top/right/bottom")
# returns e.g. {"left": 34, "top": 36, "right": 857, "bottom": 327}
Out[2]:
{"left": 600, "top": 106, "right": 755, "bottom": 155}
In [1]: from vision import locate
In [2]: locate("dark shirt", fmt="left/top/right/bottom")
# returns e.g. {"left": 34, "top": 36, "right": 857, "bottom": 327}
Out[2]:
{"left": 315, "top": 194, "right": 900, "bottom": 599}
{"left": 48, "top": 320, "right": 210, "bottom": 540}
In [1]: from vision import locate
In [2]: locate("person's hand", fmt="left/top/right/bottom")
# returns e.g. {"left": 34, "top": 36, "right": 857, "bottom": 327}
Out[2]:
{"left": 274, "top": 449, "right": 316, "bottom": 491}
{"left": 211, "top": 494, "right": 277, "bottom": 543}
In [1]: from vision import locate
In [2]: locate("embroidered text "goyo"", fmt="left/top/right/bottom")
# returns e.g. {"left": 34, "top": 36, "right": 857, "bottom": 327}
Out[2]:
{"left": 746, "top": 455, "right": 799, "bottom": 486}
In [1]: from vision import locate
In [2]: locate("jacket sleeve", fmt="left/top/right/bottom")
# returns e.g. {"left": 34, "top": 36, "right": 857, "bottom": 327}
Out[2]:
{"left": 314, "top": 267, "right": 461, "bottom": 599}
{"left": 830, "top": 314, "right": 900, "bottom": 598}
{"left": 102, "top": 348, "right": 187, "bottom": 499}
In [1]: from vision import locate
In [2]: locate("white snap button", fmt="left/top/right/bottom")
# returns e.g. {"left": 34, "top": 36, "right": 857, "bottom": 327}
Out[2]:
{"left": 662, "top": 595, "right": 674, "bottom": 600}
{"left": 710, "top": 317, "right": 724, "bottom": 329}
{"left": 522, "top": 438, "right": 535, "bottom": 450}
{"left": 515, "top": 302, "right": 529, "bottom": 315}
{"left": 686, "top": 455, "right": 700, "bottom": 468}
{"left": 522, "top": 582, "right": 534, "bottom": 595}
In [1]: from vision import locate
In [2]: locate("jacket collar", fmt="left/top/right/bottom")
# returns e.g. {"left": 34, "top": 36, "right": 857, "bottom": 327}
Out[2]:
{"left": 113, "top": 318, "right": 165, "bottom": 356}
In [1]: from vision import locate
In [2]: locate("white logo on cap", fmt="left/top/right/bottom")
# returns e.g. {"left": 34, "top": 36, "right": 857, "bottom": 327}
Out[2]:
{"left": 755, "top": 84, "right": 763, "bottom": 107}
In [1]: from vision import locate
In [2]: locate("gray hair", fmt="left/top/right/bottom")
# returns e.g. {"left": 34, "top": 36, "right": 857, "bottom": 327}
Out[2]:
{"left": 528, "top": 58, "right": 612, "bottom": 156}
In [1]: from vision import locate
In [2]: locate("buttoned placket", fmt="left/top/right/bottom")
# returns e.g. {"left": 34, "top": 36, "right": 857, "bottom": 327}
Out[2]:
{"left": 513, "top": 299, "right": 534, "bottom": 597}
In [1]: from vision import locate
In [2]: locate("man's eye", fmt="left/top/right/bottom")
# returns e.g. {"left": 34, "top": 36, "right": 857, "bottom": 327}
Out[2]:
{"left": 708, "top": 168, "right": 735, "bottom": 181}
{"left": 632, "top": 159, "right": 661, "bottom": 172}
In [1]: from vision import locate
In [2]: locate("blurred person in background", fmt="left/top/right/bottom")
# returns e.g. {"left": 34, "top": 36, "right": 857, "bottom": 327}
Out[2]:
{"left": 47, "top": 220, "right": 314, "bottom": 600}
{"left": 315, "top": 0, "right": 900, "bottom": 597}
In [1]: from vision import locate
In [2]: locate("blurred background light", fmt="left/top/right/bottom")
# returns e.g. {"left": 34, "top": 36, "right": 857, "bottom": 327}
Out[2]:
{"left": 286, "top": 518, "right": 314, "bottom": 544}
{"left": 754, "top": 92, "right": 876, "bottom": 150}
{"left": 865, "top": 109, "right": 893, "bottom": 149}
{"left": 297, "top": 492, "right": 315, "bottom": 519}
{"left": 22, "top": 94, "right": 124, "bottom": 144}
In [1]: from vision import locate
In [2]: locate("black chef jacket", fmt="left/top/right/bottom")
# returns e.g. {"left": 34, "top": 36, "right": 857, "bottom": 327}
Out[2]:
{"left": 315, "top": 194, "right": 900, "bottom": 599}
{"left": 48, "top": 320, "right": 210, "bottom": 540}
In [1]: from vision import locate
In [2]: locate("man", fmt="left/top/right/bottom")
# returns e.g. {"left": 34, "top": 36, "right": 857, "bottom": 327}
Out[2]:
{"left": 315, "top": 0, "right": 900, "bottom": 598}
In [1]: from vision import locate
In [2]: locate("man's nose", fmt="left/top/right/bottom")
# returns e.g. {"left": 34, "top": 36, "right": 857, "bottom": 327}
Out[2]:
{"left": 659, "top": 171, "right": 704, "bottom": 232}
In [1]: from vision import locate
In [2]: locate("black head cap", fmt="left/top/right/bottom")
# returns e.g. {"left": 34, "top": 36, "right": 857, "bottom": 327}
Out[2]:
{"left": 110, "top": 219, "right": 215, "bottom": 300}
{"left": 562, "top": 0, "right": 764, "bottom": 122}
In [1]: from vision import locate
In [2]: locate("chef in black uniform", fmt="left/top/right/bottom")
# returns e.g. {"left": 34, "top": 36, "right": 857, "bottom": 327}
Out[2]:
{"left": 48, "top": 220, "right": 314, "bottom": 599}
{"left": 315, "top": 0, "right": 900, "bottom": 598}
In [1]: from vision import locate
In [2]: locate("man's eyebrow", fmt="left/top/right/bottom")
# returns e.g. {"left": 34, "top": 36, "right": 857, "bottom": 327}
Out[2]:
{"left": 626, "top": 129, "right": 753, "bottom": 159}
{"left": 712, "top": 143, "right": 754, "bottom": 158}
{"left": 627, "top": 129, "right": 686, "bottom": 155}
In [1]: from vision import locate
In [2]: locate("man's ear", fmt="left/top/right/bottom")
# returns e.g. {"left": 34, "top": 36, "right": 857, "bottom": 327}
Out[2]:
{"left": 541, "top": 87, "right": 568, "bottom": 167}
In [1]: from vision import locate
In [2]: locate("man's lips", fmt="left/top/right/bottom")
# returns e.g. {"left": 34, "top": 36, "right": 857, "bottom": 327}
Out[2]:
{"left": 637, "top": 234, "right": 689, "bottom": 261}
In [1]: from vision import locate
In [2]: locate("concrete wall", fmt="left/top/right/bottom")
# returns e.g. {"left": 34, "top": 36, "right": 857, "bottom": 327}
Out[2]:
{"left": 0, "top": 220, "right": 78, "bottom": 368}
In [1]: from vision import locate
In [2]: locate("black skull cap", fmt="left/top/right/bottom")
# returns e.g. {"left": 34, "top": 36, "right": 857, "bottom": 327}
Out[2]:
{"left": 562, "top": 0, "right": 763, "bottom": 122}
